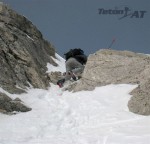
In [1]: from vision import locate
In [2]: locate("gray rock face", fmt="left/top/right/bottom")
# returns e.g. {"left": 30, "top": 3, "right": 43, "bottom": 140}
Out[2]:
{"left": 129, "top": 79, "right": 150, "bottom": 115}
{"left": 0, "top": 4, "right": 57, "bottom": 93}
{"left": 0, "top": 92, "right": 31, "bottom": 114}
{"left": 74, "top": 49, "right": 150, "bottom": 115}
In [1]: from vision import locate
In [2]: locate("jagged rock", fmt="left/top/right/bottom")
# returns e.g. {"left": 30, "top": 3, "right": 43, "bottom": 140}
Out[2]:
{"left": 0, "top": 3, "right": 57, "bottom": 93}
{"left": 74, "top": 49, "right": 150, "bottom": 115}
{"left": 0, "top": 92, "right": 31, "bottom": 114}
{"left": 47, "top": 71, "right": 64, "bottom": 84}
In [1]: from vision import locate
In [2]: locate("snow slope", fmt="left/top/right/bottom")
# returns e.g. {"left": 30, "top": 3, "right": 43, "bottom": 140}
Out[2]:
{"left": 0, "top": 53, "right": 150, "bottom": 144}
{"left": 46, "top": 53, "right": 66, "bottom": 73}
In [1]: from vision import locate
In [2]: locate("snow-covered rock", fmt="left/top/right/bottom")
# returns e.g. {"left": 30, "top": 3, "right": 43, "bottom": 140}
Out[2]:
{"left": 74, "top": 49, "right": 150, "bottom": 115}
{"left": 0, "top": 92, "right": 31, "bottom": 114}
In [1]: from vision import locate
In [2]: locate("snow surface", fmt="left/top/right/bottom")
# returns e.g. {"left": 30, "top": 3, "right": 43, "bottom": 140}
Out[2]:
{"left": 0, "top": 53, "right": 150, "bottom": 144}
{"left": 46, "top": 53, "right": 66, "bottom": 73}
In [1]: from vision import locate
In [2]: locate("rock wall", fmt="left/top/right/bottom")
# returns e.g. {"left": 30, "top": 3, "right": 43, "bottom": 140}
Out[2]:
{"left": 0, "top": 3, "right": 58, "bottom": 114}
{"left": 129, "top": 78, "right": 150, "bottom": 115}
{"left": 0, "top": 3, "right": 57, "bottom": 94}
{"left": 74, "top": 49, "right": 150, "bottom": 115}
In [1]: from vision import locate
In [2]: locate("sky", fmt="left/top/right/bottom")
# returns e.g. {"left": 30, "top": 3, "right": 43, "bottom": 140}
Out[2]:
{"left": 2, "top": 0, "right": 150, "bottom": 56}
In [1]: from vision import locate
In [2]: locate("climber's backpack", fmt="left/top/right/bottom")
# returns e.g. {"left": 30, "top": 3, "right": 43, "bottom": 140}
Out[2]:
{"left": 64, "top": 48, "right": 84, "bottom": 60}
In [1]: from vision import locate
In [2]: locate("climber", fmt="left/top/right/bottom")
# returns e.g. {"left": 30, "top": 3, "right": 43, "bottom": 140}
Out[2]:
{"left": 57, "top": 48, "right": 87, "bottom": 88}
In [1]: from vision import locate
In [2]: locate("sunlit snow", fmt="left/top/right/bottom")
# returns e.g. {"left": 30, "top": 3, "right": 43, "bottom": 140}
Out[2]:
{"left": 46, "top": 53, "right": 66, "bottom": 73}
{"left": 0, "top": 53, "right": 150, "bottom": 144}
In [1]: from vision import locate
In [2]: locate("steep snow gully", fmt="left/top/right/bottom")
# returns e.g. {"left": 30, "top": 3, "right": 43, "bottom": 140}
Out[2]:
{"left": 0, "top": 53, "right": 150, "bottom": 144}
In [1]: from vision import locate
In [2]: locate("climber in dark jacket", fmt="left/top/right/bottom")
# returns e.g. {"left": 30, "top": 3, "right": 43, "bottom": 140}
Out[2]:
{"left": 57, "top": 49, "right": 87, "bottom": 87}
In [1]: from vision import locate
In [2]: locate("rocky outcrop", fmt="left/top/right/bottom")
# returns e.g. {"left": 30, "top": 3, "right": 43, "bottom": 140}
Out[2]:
{"left": 0, "top": 92, "right": 31, "bottom": 114}
{"left": 0, "top": 3, "right": 58, "bottom": 114}
{"left": 0, "top": 3, "right": 57, "bottom": 93}
{"left": 129, "top": 79, "right": 150, "bottom": 115}
{"left": 74, "top": 49, "right": 150, "bottom": 115}
{"left": 47, "top": 71, "right": 64, "bottom": 85}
